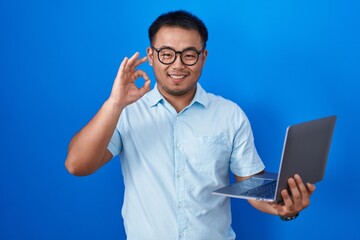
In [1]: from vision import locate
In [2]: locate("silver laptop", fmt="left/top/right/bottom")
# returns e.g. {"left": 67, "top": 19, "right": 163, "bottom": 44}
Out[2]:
{"left": 212, "top": 115, "right": 337, "bottom": 203}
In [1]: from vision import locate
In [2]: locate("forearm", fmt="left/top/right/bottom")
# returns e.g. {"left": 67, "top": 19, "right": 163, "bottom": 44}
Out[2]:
{"left": 65, "top": 53, "right": 151, "bottom": 176}
{"left": 235, "top": 173, "right": 278, "bottom": 216}
{"left": 65, "top": 98, "right": 123, "bottom": 175}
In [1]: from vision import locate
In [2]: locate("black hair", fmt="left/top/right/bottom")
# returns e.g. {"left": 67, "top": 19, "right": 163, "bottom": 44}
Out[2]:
{"left": 148, "top": 10, "right": 208, "bottom": 48}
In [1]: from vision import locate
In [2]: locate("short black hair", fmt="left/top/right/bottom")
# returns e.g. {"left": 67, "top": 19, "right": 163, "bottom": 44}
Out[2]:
{"left": 148, "top": 10, "right": 208, "bottom": 48}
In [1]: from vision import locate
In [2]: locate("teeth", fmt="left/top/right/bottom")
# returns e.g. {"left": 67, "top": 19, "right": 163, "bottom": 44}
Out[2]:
{"left": 169, "top": 75, "right": 186, "bottom": 79}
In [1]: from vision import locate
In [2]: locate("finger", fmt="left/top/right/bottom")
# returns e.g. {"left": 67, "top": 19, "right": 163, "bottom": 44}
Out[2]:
{"left": 124, "top": 52, "right": 141, "bottom": 72}
{"left": 134, "top": 56, "right": 148, "bottom": 67}
{"left": 306, "top": 183, "right": 316, "bottom": 195}
{"left": 294, "top": 175, "right": 313, "bottom": 209}
{"left": 274, "top": 190, "right": 292, "bottom": 216}
{"left": 131, "top": 69, "right": 151, "bottom": 96}
{"left": 280, "top": 189, "right": 294, "bottom": 211}
{"left": 130, "top": 56, "right": 148, "bottom": 73}
{"left": 288, "top": 177, "right": 302, "bottom": 203}
{"left": 116, "top": 57, "right": 129, "bottom": 80}
{"left": 139, "top": 78, "right": 151, "bottom": 96}
{"left": 128, "top": 56, "right": 148, "bottom": 73}
{"left": 294, "top": 174, "right": 309, "bottom": 197}
{"left": 132, "top": 69, "right": 150, "bottom": 82}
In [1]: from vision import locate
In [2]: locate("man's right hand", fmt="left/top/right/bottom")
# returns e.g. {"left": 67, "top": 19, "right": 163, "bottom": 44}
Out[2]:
{"left": 109, "top": 52, "right": 151, "bottom": 109}
{"left": 65, "top": 52, "right": 151, "bottom": 176}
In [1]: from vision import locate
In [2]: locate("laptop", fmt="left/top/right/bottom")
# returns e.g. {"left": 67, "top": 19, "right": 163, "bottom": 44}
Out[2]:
{"left": 212, "top": 115, "right": 337, "bottom": 203}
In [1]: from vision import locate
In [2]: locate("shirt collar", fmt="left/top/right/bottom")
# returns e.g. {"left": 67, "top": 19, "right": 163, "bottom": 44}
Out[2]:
{"left": 190, "top": 83, "right": 209, "bottom": 108}
{"left": 147, "top": 83, "right": 209, "bottom": 109}
{"left": 147, "top": 84, "right": 164, "bottom": 107}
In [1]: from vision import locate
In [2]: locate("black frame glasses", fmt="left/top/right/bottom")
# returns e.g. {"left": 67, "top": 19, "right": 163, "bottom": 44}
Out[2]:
{"left": 151, "top": 46, "right": 204, "bottom": 66}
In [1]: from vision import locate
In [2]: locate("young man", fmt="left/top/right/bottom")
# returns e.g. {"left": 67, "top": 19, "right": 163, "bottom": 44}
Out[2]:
{"left": 65, "top": 10, "right": 315, "bottom": 240}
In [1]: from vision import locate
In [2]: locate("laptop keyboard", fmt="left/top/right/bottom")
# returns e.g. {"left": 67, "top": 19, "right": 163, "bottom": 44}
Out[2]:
{"left": 243, "top": 180, "right": 277, "bottom": 199}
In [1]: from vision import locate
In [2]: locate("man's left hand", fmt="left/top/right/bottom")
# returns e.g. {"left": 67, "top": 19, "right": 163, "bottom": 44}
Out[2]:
{"left": 270, "top": 174, "right": 316, "bottom": 217}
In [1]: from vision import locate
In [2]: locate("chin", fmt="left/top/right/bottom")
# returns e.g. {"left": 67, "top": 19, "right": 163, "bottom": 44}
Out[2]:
{"left": 162, "top": 84, "right": 196, "bottom": 97}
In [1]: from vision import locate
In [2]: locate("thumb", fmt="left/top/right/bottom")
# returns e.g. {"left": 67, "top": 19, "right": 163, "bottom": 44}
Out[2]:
{"left": 139, "top": 79, "right": 151, "bottom": 96}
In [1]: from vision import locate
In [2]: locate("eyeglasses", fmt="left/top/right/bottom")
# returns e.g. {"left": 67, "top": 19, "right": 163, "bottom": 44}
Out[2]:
{"left": 151, "top": 46, "right": 204, "bottom": 66}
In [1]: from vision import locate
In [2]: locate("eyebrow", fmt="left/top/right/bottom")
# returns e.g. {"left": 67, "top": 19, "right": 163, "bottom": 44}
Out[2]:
{"left": 156, "top": 45, "right": 202, "bottom": 52}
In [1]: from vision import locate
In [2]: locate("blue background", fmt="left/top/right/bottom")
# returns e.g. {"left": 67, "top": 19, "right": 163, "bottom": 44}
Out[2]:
{"left": 1, "top": 0, "right": 359, "bottom": 239}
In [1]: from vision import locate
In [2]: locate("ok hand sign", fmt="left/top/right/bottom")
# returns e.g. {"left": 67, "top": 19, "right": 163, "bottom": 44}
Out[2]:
{"left": 109, "top": 52, "right": 151, "bottom": 108}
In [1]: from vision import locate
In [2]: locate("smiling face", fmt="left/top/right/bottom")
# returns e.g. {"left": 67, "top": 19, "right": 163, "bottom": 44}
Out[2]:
{"left": 147, "top": 26, "right": 208, "bottom": 103}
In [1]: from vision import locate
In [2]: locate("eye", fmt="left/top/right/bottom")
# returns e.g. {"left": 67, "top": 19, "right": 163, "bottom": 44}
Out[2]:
{"left": 183, "top": 51, "right": 197, "bottom": 60}
{"left": 160, "top": 50, "right": 174, "bottom": 59}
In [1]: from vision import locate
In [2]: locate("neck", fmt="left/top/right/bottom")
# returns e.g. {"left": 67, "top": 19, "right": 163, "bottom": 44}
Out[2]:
{"left": 159, "top": 87, "right": 196, "bottom": 113}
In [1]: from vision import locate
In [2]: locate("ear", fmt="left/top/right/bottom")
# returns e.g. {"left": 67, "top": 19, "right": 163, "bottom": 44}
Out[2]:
{"left": 201, "top": 49, "right": 208, "bottom": 65}
{"left": 147, "top": 47, "right": 154, "bottom": 66}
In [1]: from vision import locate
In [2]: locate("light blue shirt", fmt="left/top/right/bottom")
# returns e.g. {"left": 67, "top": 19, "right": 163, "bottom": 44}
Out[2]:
{"left": 107, "top": 83, "right": 265, "bottom": 240}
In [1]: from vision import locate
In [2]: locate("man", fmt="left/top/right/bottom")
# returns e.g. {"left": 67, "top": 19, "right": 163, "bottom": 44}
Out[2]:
{"left": 65, "top": 10, "right": 315, "bottom": 240}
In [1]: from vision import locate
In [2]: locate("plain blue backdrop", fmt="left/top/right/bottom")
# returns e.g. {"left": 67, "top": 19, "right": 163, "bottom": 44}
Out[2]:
{"left": 1, "top": 0, "right": 359, "bottom": 239}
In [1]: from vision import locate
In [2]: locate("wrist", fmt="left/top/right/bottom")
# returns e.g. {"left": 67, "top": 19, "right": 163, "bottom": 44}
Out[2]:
{"left": 279, "top": 212, "right": 299, "bottom": 221}
{"left": 106, "top": 96, "right": 127, "bottom": 112}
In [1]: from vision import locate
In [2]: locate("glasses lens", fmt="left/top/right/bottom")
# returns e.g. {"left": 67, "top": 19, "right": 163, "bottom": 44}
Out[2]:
{"left": 156, "top": 48, "right": 200, "bottom": 66}
{"left": 159, "top": 48, "right": 176, "bottom": 64}
{"left": 181, "top": 50, "right": 199, "bottom": 65}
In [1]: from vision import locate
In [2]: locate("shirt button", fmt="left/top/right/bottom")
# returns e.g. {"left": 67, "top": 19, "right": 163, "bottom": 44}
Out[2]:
{"left": 176, "top": 143, "right": 181, "bottom": 148}
{"left": 177, "top": 170, "right": 182, "bottom": 177}
{"left": 179, "top": 232, "right": 184, "bottom": 239}
{"left": 178, "top": 202, "right": 183, "bottom": 208}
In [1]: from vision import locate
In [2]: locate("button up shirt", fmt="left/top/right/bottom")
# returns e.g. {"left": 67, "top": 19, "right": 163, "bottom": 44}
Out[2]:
{"left": 107, "top": 83, "right": 265, "bottom": 240}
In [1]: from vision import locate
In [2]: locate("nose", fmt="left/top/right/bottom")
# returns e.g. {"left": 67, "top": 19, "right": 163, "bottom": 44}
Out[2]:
{"left": 172, "top": 53, "right": 186, "bottom": 69}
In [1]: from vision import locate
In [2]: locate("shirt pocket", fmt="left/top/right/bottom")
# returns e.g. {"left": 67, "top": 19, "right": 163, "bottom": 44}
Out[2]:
{"left": 195, "top": 134, "right": 231, "bottom": 175}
